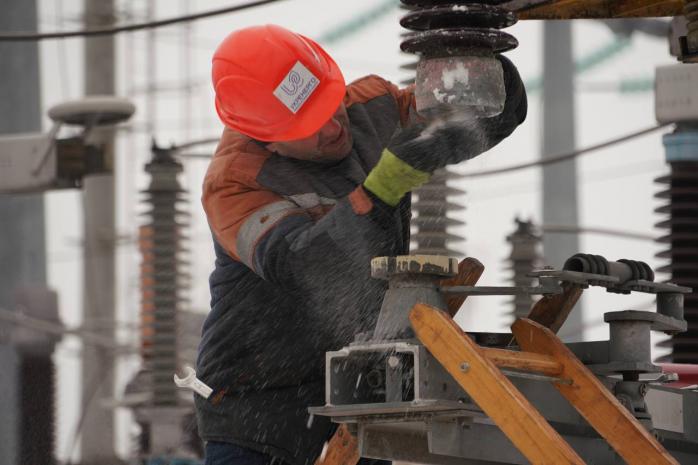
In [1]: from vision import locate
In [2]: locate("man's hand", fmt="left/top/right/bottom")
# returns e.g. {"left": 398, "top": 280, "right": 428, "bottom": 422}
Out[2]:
{"left": 364, "top": 55, "right": 526, "bottom": 206}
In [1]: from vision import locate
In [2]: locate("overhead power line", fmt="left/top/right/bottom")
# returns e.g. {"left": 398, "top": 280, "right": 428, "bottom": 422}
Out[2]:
{"left": 462, "top": 123, "right": 671, "bottom": 179}
{"left": 174, "top": 123, "right": 671, "bottom": 169}
{"left": 541, "top": 224, "right": 655, "bottom": 241}
{"left": 0, "top": 307, "right": 131, "bottom": 353}
{"left": 317, "top": 0, "right": 399, "bottom": 45}
{"left": 0, "top": 0, "right": 286, "bottom": 41}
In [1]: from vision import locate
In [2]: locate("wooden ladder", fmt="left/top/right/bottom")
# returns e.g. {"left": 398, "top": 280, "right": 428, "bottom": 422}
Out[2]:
{"left": 409, "top": 304, "right": 679, "bottom": 465}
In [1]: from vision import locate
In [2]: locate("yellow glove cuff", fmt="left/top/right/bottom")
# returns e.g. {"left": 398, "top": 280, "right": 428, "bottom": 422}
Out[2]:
{"left": 363, "top": 149, "right": 431, "bottom": 207}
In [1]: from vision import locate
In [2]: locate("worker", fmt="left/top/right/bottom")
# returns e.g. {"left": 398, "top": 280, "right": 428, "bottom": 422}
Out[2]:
{"left": 196, "top": 24, "right": 527, "bottom": 465}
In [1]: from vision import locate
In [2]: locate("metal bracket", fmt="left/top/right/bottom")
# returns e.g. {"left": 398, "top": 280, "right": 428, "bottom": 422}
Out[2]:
{"left": 528, "top": 269, "right": 620, "bottom": 288}
{"left": 440, "top": 282, "right": 562, "bottom": 296}
{"left": 610, "top": 280, "right": 692, "bottom": 295}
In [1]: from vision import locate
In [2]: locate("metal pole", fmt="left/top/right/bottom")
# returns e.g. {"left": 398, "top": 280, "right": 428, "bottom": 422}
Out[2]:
{"left": 0, "top": 1, "right": 46, "bottom": 464}
{"left": 81, "top": 0, "right": 118, "bottom": 462}
{"left": 541, "top": 21, "right": 581, "bottom": 338}
{"left": 0, "top": 4, "right": 45, "bottom": 308}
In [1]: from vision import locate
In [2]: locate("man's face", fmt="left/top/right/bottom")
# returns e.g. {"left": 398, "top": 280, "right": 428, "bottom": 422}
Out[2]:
{"left": 266, "top": 103, "right": 353, "bottom": 162}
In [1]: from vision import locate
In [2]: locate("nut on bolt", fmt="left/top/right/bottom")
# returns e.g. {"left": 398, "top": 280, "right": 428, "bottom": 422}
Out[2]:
{"left": 460, "top": 362, "right": 470, "bottom": 372}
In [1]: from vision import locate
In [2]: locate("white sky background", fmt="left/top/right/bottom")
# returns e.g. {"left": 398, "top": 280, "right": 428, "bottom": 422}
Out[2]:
{"left": 33, "top": 0, "right": 677, "bottom": 461}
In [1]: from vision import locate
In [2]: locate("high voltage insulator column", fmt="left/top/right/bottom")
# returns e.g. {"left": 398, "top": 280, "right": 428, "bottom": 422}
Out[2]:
{"left": 412, "top": 170, "right": 465, "bottom": 255}
{"left": 654, "top": 0, "right": 698, "bottom": 362}
{"left": 399, "top": 1, "right": 518, "bottom": 257}
{"left": 137, "top": 143, "right": 194, "bottom": 458}
{"left": 506, "top": 218, "right": 542, "bottom": 320}
{"left": 654, "top": 41, "right": 698, "bottom": 362}
{"left": 398, "top": 3, "right": 466, "bottom": 256}
{"left": 654, "top": 133, "right": 698, "bottom": 362}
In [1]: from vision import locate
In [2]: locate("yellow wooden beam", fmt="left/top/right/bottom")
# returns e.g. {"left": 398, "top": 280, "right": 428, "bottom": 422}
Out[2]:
{"left": 481, "top": 347, "right": 563, "bottom": 376}
{"left": 526, "top": 282, "right": 583, "bottom": 335}
{"left": 314, "top": 425, "right": 360, "bottom": 465}
{"left": 516, "top": 0, "right": 685, "bottom": 19}
{"left": 439, "top": 257, "right": 484, "bottom": 317}
{"left": 410, "top": 304, "right": 585, "bottom": 465}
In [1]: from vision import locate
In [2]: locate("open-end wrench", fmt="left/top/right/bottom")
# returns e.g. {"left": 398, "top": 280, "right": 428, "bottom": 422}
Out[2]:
{"left": 174, "top": 366, "right": 213, "bottom": 399}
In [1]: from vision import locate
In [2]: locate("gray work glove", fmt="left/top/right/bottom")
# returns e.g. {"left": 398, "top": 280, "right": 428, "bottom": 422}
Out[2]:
{"left": 391, "top": 54, "right": 527, "bottom": 172}
{"left": 364, "top": 55, "right": 527, "bottom": 206}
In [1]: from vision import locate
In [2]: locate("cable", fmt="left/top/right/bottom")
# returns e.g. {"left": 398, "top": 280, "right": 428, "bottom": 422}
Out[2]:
{"left": 0, "top": 0, "right": 286, "bottom": 41}
{"left": 0, "top": 307, "right": 134, "bottom": 353}
{"left": 541, "top": 224, "right": 655, "bottom": 241}
{"left": 176, "top": 122, "right": 667, "bottom": 164}
{"left": 172, "top": 137, "right": 220, "bottom": 152}
{"left": 317, "top": 0, "right": 398, "bottom": 45}
{"left": 461, "top": 123, "right": 671, "bottom": 179}
{"left": 465, "top": 157, "right": 664, "bottom": 203}
{"left": 179, "top": 152, "right": 215, "bottom": 159}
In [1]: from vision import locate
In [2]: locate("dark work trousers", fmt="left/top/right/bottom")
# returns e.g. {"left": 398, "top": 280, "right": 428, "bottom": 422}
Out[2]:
{"left": 204, "top": 441, "right": 391, "bottom": 465}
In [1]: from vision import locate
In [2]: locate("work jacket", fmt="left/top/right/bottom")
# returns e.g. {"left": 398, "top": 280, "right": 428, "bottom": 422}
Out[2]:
{"left": 196, "top": 74, "right": 415, "bottom": 465}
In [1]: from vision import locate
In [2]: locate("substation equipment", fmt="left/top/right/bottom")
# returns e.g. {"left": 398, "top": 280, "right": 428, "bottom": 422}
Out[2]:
{"left": 310, "top": 253, "right": 698, "bottom": 464}
{"left": 0, "top": 97, "right": 205, "bottom": 461}
{"left": 0, "top": 96, "right": 134, "bottom": 193}
{"left": 404, "top": 0, "right": 518, "bottom": 256}
{"left": 311, "top": 1, "right": 698, "bottom": 464}
{"left": 127, "top": 142, "right": 203, "bottom": 462}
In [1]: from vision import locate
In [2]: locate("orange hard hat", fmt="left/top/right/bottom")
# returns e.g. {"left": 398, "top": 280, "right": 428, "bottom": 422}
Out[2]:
{"left": 212, "top": 24, "right": 346, "bottom": 142}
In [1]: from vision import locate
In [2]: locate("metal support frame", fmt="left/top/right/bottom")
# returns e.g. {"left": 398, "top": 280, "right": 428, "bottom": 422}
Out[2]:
{"left": 313, "top": 255, "right": 697, "bottom": 465}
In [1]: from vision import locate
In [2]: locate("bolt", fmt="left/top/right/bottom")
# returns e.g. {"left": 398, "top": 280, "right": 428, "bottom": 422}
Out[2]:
{"left": 639, "top": 383, "right": 648, "bottom": 397}
{"left": 459, "top": 362, "right": 470, "bottom": 373}
{"left": 387, "top": 355, "right": 400, "bottom": 368}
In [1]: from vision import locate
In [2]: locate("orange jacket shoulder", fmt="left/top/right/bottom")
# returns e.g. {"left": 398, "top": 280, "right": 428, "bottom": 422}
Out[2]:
{"left": 205, "top": 127, "right": 271, "bottom": 189}
{"left": 345, "top": 75, "right": 415, "bottom": 127}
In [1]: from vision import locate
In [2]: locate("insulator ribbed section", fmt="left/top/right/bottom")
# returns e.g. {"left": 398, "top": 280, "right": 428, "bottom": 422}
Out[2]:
{"left": 654, "top": 161, "right": 698, "bottom": 362}
{"left": 506, "top": 219, "right": 542, "bottom": 320}
{"left": 399, "top": 0, "right": 517, "bottom": 58}
{"left": 412, "top": 168, "right": 465, "bottom": 256}
{"left": 399, "top": 3, "right": 418, "bottom": 86}
{"left": 140, "top": 146, "right": 189, "bottom": 406}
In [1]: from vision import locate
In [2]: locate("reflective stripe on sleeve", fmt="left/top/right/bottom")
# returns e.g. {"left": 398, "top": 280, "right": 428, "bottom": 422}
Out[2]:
{"left": 236, "top": 200, "right": 304, "bottom": 274}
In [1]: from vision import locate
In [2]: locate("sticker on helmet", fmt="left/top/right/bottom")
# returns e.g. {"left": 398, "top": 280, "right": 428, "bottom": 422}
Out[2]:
{"left": 273, "top": 61, "right": 320, "bottom": 114}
